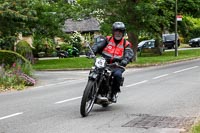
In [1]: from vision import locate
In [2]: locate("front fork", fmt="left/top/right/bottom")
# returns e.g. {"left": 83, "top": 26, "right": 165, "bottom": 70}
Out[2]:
{"left": 88, "top": 70, "right": 104, "bottom": 98}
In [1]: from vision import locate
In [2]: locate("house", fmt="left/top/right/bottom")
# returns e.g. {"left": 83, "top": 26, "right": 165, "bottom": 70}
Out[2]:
{"left": 63, "top": 17, "right": 100, "bottom": 34}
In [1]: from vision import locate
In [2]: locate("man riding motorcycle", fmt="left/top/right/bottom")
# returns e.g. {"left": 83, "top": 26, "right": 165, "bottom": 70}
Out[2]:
{"left": 92, "top": 22, "right": 134, "bottom": 102}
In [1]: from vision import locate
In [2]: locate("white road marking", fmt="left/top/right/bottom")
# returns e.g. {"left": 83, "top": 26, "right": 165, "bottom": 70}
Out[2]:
{"left": 33, "top": 79, "right": 86, "bottom": 89}
{"left": 0, "top": 112, "right": 23, "bottom": 120}
{"left": 125, "top": 80, "right": 148, "bottom": 88}
{"left": 153, "top": 74, "right": 169, "bottom": 79}
{"left": 55, "top": 96, "right": 82, "bottom": 104}
{"left": 51, "top": 65, "right": 199, "bottom": 105}
{"left": 173, "top": 66, "right": 199, "bottom": 73}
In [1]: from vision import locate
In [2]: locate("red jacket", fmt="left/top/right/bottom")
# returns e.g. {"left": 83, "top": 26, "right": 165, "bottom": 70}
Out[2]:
{"left": 92, "top": 35, "right": 134, "bottom": 64}
{"left": 102, "top": 36, "right": 130, "bottom": 63}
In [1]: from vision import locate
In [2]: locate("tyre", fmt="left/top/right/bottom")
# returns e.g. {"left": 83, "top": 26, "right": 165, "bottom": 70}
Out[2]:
{"left": 102, "top": 103, "right": 109, "bottom": 107}
{"left": 80, "top": 80, "right": 97, "bottom": 117}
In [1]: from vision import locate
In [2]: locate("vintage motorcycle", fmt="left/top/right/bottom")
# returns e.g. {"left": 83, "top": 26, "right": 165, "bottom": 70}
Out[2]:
{"left": 80, "top": 43, "right": 124, "bottom": 117}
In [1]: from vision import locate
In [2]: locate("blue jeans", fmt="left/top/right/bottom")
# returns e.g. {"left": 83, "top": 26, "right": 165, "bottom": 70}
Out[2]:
{"left": 112, "top": 67, "right": 125, "bottom": 94}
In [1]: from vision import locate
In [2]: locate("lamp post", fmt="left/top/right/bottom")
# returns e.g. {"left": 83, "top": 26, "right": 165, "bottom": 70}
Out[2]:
{"left": 175, "top": 0, "right": 178, "bottom": 56}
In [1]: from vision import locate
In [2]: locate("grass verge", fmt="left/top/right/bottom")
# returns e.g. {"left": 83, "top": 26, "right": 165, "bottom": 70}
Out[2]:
{"left": 33, "top": 57, "right": 94, "bottom": 70}
{"left": 33, "top": 49, "right": 200, "bottom": 70}
{"left": 190, "top": 122, "right": 200, "bottom": 133}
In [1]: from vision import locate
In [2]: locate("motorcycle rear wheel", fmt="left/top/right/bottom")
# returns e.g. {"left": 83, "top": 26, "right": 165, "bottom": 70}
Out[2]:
{"left": 80, "top": 80, "right": 97, "bottom": 117}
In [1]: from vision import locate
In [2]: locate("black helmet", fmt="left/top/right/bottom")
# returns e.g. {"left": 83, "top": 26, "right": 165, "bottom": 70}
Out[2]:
{"left": 112, "top": 22, "right": 126, "bottom": 32}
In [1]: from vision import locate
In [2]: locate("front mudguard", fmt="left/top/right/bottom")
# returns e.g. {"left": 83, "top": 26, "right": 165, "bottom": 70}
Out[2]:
{"left": 88, "top": 71, "right": 98, "bottom": 80}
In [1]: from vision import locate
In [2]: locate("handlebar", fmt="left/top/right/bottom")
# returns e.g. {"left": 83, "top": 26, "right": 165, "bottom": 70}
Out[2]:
{"left": 86, "top": 41, "right": 96, "bottom": 58}
{"left": 85, "top": 41, "right": 125, "bottom": 70}
{"left": 107, "top": 62, "right": 125, "bottom": 70}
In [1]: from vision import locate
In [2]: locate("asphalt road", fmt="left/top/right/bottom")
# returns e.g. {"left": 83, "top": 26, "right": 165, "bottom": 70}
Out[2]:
{"left": 0, "top": 59, "right": 200, "bottom": 133}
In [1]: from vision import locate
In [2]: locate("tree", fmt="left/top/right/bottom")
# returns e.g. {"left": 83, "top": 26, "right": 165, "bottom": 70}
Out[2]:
{"left": 29, "top": 0, "right": 71, "bottom": 38}
{"left": 76, "top": 0, "right": 200, "bottom": 60}
{"left": 178, "top": 0, "right": 200, "bottom": 18}
{"left": 77, "top": 0, "right": 171, "bottom": 59}
{"left": 0, "top": 0, "right": 74, "bottom": 50}
{"left": 0, "top": 0, "right": 37, "bottom": 49}
{"left": 1, "top": 0, "right": 199, "bottom": 56}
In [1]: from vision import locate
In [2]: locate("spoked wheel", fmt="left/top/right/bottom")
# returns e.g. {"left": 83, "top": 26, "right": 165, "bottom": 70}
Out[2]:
{"left": 80, "top": 80, "right": 97, "bottom": 117}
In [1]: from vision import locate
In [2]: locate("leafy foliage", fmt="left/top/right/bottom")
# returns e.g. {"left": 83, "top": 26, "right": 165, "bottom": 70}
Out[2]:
{"left": 0, "top": 0, "right": 38, "bottom": 49}
{"left": 16, "top": 40, "right": 34, "bottom": 63}
{"left": 179, "top": 16, "right": 200, "bottom": 42}
{"left": 32, "top": 34, "right": 55, "bottom": 57}
{"left": 0, "top": 50, "right": 33, "bottom": 76}
{"left": 77, "top": 0, "right": 199, "bottom": 34}
{"left": 59, "top": 43, "right": 72, "bottom": 51}
{"left": 0, "top": 0, "right": 74, "bottom": 49}
{"left": 0, "top": 0, "right": 199, "bottom": 56}
{"left": 76, "top": 0, "right": 200, "bottom": 58}
{"left": 178, "top": 0, "right": 200, "bottom": 18}
{"left": 0, "top": 50, "right": 35, "bottom": 91}
{"left": 70, "top": 31, "right": 83, "bottom": 51}
{"left": 0, "top": 61, "right": 35, "bottom": 91}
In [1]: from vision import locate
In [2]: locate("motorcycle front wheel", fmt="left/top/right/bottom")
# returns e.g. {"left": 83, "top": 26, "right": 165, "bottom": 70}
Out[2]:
{"left": 80, "top": 80, "right": 97, "bottom": 117}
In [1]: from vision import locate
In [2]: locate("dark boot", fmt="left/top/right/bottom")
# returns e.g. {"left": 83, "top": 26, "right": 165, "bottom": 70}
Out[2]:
{"left": 108, "top": 91, "right": 118, "bottom": 103}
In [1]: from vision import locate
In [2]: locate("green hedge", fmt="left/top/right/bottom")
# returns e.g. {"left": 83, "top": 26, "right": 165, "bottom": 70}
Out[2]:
{"left": 0, "top": 50, "right": 28, "bottom": 65}
{"left": 0, "top": 50, "right": 33, "bottom": 76}
{"left": 16, "top": 40, "right": 34, "bottom": 63}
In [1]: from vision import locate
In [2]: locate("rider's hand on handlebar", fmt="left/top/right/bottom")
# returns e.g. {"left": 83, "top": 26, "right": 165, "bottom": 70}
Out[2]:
{"left": 120, "top": 60, "right": 128, "bottom": 67}
{"left": 114, "top": 62, "right": 119, "bottom": 66}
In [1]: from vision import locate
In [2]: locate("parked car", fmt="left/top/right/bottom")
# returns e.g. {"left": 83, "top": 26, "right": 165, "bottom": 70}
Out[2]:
{"left": 189, "top": 37, "right": 200, "bottom": 47}
{"left": 162, "top": 33, "right": 180, "bottom": 49}
{"left": 137, "top": 39, "right": 155, "bottom": 52}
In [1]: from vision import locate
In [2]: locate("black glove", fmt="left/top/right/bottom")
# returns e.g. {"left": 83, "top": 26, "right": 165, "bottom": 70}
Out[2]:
{"left": 120, "top": 60, "right": 128, "bottom": 67}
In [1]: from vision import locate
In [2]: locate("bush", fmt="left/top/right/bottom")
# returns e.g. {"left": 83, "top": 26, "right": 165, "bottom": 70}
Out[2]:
{"left": 32, "top": 35, "right": 56, "bottom": 57}
{"left": 0, "top": 50, "right": 34, "bottom": 75}
{"left": 59, "top": 43, "right": 73, "bottom": 51}
{"left": 0, "top": 67, "right": 26, "bottom": 91}
{"left": 0, "top": 50, "right": 35, "bottom": 91}
{"left": 190, "top": 27, "right": 200, "bottom": 38}
{"left": 0, "top": 36, "right": 17, "bottom": 50}
{"left": 69, "top": 31, "right": 83, "bottom": 52}
{"left": 16, "top": 40, "right": 34, "bottom": 63}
